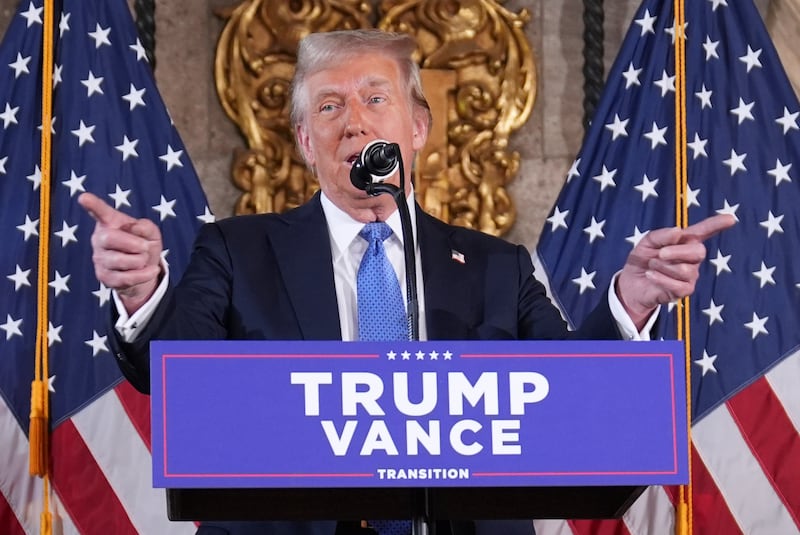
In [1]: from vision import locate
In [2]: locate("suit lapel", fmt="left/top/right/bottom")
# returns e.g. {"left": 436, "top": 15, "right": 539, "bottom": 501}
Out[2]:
{"left": 268, "top": 194, "right": 342, "bottom": 339}
{"left": 417, "top": 209, "right": 476, "bottom": 340}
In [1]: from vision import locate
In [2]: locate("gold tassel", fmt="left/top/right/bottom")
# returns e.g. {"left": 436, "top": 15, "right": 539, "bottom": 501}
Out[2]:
{"left": 40, "top": 510, "right": 52, "bottom": 535}
{"left": 29, "top": 380, "right": 49, "bottom": 476}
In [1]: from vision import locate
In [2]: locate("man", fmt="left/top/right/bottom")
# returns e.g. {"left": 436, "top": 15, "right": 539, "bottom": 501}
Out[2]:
{"left": 79, "top": 29, "right": 733, "bottom": 535}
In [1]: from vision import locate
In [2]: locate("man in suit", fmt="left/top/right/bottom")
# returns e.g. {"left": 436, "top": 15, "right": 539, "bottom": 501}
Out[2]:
{"left": 79, "top": 28, "right": 733, "bottom": 535}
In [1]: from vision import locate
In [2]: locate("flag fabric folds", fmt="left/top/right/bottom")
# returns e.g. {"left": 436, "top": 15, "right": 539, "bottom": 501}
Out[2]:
{"left": 0, "top": 0, "right": 210, "bottom": 533}
{"left": 534, "top": 0, "right": 800, "bottom": 534}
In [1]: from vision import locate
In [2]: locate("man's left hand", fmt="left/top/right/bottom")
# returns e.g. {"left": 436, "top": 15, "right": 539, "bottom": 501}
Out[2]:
{"left": 616, "top": 214, "right": 736, "bottom": 329}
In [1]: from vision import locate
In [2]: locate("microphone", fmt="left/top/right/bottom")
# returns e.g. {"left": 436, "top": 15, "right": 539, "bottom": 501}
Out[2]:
{"left": 350, "top": 139, "right": 400, "bottom": 190}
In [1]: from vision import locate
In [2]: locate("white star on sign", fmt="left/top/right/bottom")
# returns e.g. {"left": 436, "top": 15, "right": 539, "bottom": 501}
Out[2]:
{"left": 71, "top": 120, "right": 96, "bottom": 147}
{"left": 152, "top": 195, "right": 177, "bottom": 221}
{"left": 54, "top": 221, "right": 78, "bottom": 247}
{"left": 88, "top": 23, "right": 111, "bottom": 48}
{"left": 572, "top": 268, "right": 596, "bottom": 294}
{"left": 85, "top": 330, "right": 109, "bottom": 356}
{"left": 49, "top": 271, "right": 71, "bottom": 296}
{"left": 744, "top": 313, "right": 768, "bottom": 339}
{"left": 722, "top": 149, "right": 747, "bottom": 176}
{"left": 159, "top": 144, "right": 184, "bottom": 170}
{"left": 122, "top": 84, "right": 146, "bottom": 110}
{"left": 7, "top": 264, "right": 31, "bottom": 291}
{"left": 1, "top": 314, "right": 23, "bottom": 340}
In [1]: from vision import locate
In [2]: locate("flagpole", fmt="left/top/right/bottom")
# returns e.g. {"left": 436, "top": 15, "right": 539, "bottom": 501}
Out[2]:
{"left": 30, "top": 0, "right": 55, "bottom": 533}
{"left": 672, "top": 0, "right": 692, "bottom": 534}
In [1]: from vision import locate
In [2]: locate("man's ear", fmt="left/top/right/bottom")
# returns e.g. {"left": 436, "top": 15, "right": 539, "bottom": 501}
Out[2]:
{"left": 411, "top": 108, "right": 430, "bottom": 152}
{"left": 295, "top": 124, "right": 315, "bottom": 166}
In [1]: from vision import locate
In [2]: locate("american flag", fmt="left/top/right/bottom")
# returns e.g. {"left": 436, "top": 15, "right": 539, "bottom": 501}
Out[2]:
{"left": 0, "top": 0, "right": 210, "bottom": 533}
{"left": 533, "top": 0, "right": 800, "bottom": 534}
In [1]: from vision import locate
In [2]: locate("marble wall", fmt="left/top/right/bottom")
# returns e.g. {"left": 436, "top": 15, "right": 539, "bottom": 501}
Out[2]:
{"left": 0, "top": 0, "right": 794, "bottom": 254}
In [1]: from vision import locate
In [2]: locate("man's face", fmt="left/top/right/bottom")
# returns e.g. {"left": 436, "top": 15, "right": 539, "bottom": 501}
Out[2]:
{"left": 296, "top": 53, "right": 428, "bottom": 222}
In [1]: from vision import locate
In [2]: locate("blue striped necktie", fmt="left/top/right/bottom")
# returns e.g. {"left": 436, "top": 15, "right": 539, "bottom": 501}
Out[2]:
{"left": 357, "top": 222, "right": 411, "bottom": 534}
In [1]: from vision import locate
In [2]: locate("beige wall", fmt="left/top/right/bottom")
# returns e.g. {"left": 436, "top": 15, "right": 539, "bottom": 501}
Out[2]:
{"left": 0, "top": 0, "right": 795, "bottom": 254}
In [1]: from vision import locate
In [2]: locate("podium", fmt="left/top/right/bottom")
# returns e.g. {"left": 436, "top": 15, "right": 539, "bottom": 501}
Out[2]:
{"left": 151, "top": 340, "right": 686, "bottom": 524}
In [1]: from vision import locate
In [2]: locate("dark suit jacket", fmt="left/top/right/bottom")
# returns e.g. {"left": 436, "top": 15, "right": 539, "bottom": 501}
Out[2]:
{"left": 111, "top": 192, "right": 621, "bottom": 535}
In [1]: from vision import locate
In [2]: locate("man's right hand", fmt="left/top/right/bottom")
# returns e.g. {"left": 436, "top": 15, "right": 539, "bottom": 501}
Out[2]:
{"left": 78, "top": 192, "right": 164, "bottom": 315}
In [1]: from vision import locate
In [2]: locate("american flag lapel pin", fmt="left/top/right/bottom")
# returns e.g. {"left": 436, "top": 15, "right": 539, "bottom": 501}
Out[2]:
{"left": 451, "top": 249, "right": 466, "bottom": 264}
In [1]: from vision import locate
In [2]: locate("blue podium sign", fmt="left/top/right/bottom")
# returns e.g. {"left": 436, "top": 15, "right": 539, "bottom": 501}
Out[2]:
{"left": 151, "top": 340, "right": 688, "bottom": 489}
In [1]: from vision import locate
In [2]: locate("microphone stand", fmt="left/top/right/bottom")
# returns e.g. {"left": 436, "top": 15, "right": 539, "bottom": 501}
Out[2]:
{"left": 363, "top": 155, "right": 419, "bottom": 342}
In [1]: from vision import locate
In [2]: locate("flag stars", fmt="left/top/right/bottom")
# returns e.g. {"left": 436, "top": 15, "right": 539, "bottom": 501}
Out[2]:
{"left": 722, "top": 149, "right": 747, "bottom": 176}
{"left": 695, "top": 84, "right": 713, "bottom": 109}
{"left": 197, "top": 206, "right": 216, "bottom": 224}
{"left": 729, "top": 98, "right": 755, "bottom": 124}
{"left": 1, "top": 102, "right": 20, "bottom": 128}
{"left": 9, "top": 53, "right": 32, "bottom": 78}
{"left": 159, "top": 145, "right": 184, "bottom": 170}
{"left": 622, "top": 63, "right": 642, "bottom": 89}
{"left": 709, "top": 249, "right": 732, "bottom": 275}
{"left": 592, "top": 165, "right": 617, "bottom": 191}
{"left": 7, "top": 265, "right": 31, "bottom": 291}
{"left": 752, "top": 262, "right": 776, "bottom": 288}
{"left": 654, "top": 70, "right": 676, "bottom": 97}
{"left": 88, "top": 23, "right": 112, "bottom": 48}
{"left": 567, "top": 158, "right": 581, "bottom": 182}
{"left": 686, "top": 186, "right": 701, "bottom": 208}
{"left": 702, "top": 36, "right": 720, "bottom": 60}
{"left": 54, "top": 221, "right": 78, "bottom": 247}
{"left": 130, "top": 38, "right": 148, "bottom": 62}
{"left": 572, "top": 268, "right": 596, "bottom": 294}
{"left": 62, "top": 171, "right": 87, "bottom": 197}
{"left": 759, "top": 210, "right": 784, "bottom": 237}
{"left": 0, "top": 155, "right": 7, "bottom": 174}
{"left": 767, "top": 159, "right": 792, "bottom": 186}
{"left": 20, "top": 1, "right": 43, "bottom": 27}
{"left": 739, "top": 45, "right": 762, "bottom": 73}
{"left": 152, "top": 195, "right": 177, "bottom": 221}
{"left": 605, "top": 114, "right": 629, "bottom": 140}
{"left": 708, "top": 0, "right": 728, "bottom": 11}
{"left": 24, "top": 164, "right": 42, "bottom": 189}
{"left": 71, "top": 120, "right": 96, "bottom": 147}
{"left": 634, "top": 9, "right": 656, "bottom": 36}
{"left": 1, "top": 314, "right": 23, "bottom": 340}
{"left": 583, "top": 217, "right": 606, "bottom": 243}
{"left": 635, "top": 174, "right": 659, "bottom": 201}
{"left": 109, "top": 184, "right": 132, "bottom": 208}
{"left": 643, "top": 122, "right": 668, "bottom": 149}
{"left": 115, "top": 135, "right": 139, "bottom": 161}
{"left": 16, "top": 214, "right": 39, "bottom": 241}
{"left": 744, "top": 313, "right": 769, "bottom": 339}
{"left": 694, "top": 350, "right": 718, "bottom": 376}
{"left": 85, "top": 331, "right": 109, "bottom": 356}
{"left": 81, "top": 71, "right": 104, "bottom": 97}
{"left": 53, "top": 64, "right": 62, "bottom": 88}
{"left": 122, "top": 84, "right": 146, "bottom": 111}
{"left": 625, "top": 226, "right": 648, "bottom": 248}
{"left": 776, "top": 107, "right": 799, "bottom": 134}
{"left": 59, "top": 11, "right": 70, "bottom": 36}
{"left": 688, "top": 133, "right": 708, "bottom": 159}
{"left": 49, "top": 271, "right": 71, "bottom": 296}
{"left": 664, "top": 21, "right": 688, "bottom": 44}
{"left": 717, "top": 200, "right": 740, "bottom": 221}
{"left": 93, "top": 283, "right": 112, "bottom": 306}
{"left": 546, "top": 206, "right": 569, "bottom": 232}
{"left": 702, "top": 299, "right": 724, "bottom": 325}
{"left": 48, "top": 322, "right": 63, "bottom": 347}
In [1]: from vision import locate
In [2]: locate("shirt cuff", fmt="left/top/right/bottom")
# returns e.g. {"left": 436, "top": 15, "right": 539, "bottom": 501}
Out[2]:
{"left": 607, "top": 271, "right": 660, "bottom": 340}
{"left": 113, "top": 261, "right": 170, "bottom": 343}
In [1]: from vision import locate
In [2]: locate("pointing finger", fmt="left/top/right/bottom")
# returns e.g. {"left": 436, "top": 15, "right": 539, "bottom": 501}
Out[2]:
{"left": 78, "top": 192, "right": 136, "bottom": 228}
{"left": 682, "top": 214, "right": 736, "bottom": 242}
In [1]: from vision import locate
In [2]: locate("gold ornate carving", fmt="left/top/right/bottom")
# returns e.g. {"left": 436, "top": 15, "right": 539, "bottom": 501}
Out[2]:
{"left": 215, "top": 0, "right": 535, "bottom": 236}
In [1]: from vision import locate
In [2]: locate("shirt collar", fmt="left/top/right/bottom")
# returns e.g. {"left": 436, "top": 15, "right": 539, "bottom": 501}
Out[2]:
{"left": 320, "top": 187, "right": 418, "bottom": 260}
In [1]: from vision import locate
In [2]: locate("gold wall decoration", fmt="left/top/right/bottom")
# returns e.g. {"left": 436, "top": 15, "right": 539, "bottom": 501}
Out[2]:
{"left": 215, "top": 0, "right": 535, "bottom": 236}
